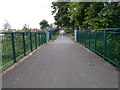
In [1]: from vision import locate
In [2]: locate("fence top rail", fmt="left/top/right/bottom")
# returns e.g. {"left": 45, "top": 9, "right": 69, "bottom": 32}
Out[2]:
{"left": 82, "top": 28, "right": 120, "bottom": 31}
{"left": 0, "top": 31, "right": 46, "bottom": 34}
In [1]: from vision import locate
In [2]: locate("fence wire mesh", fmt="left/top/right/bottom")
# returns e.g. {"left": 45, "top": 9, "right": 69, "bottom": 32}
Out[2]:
{"left": 1, "top": 31, "right": 47, "bottom": 71}
{"left": 76, "top": 28, "right": 120, "bottom": 70}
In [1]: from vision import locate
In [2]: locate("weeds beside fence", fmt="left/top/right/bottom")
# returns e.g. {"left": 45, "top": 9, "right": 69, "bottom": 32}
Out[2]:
{"left": 76, "top": 28, "right": 120, "bottom": 70}
{"left": 49, "top": 28, "right": 60, "bottom": 40}
{"left": 0, "top": 31, "right": 47, "bottom": 71}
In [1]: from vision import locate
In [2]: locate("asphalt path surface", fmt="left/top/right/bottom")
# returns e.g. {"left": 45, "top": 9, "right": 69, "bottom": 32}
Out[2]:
{"left": 2, "top": 31, "right": 118, "bottom": 88}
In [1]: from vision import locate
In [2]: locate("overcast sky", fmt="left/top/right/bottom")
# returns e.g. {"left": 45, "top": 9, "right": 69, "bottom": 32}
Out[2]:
{"left": 0, "top": 0, "right": 55, "bottom": 30}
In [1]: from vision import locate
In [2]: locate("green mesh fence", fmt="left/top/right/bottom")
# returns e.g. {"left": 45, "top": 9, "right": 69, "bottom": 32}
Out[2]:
{"left": 76, "top": 28, "right": 120, "bottom": 70}
{"left": 2, "top": 33, "right": 13, "bottom": 70}
{"left": 96, "top": 31, "right": 104, "bottom": 56}
{"left": 14, "top": 33, "right": 24, "bottom": 61}
{"left": 25, "top": 33, "right": 31, "bottom": 54}
{"left": 49, "top": 29, "right": 60, "bottom": 40}
{"left": 106, "top": 32, "right": 120, "bottom": 67}
{"left": 31, "top": 33, "right": 36, "bottom": 50}
{"left": 1, "top": 31, "right": 47, "bottom": 71}
{"left": 36, "top": 33, "right": 40, "bottom": 47}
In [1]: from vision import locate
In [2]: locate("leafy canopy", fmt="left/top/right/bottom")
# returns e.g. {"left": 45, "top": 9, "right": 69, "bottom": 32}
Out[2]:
{"left": 39, "top": 19, "right": 49, "bottom": 29}
{"left": 51, "top": 2, "right": 120, "bottom": 30}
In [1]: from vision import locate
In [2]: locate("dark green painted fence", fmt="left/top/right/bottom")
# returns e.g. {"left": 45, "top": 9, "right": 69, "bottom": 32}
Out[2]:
{"left": 1, "top": 31, "right": 46, "bottom": 71}
{"left": 76, "top": 28, "right": 120, "bottom": 70}
{"left": 48, "top": 28, "right": 60, "bottom": 40}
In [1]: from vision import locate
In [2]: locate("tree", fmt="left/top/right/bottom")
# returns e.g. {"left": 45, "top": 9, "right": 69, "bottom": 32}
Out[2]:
{"left": 3, "top": 20, "right": 11, "bottom": 30}
{"left": 83, "top": 2, "right": 104, "bottom": 29}
{"left": 39, "top": 19, "right": 49, "bottom": 30}
{"left": 49, "top": 24, "right": 53, "bottom": 28}
{"left": 51, "top": 2, "right": 120, "bottom": 30}
{"left": 68, "top": 2, "right": 91, "bottom": 30}
{"left": 51, "top": 2, "right": 70, "bottom": 28}
{"left": 22, "top": 24, "right": 31, "bottom": 32}
{"left": 99, "top": 2, "right": 120, "bottom": 28}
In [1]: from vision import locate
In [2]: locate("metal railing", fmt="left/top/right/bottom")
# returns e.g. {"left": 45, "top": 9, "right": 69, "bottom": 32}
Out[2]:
{"left": 76, "top": 28, "right": 120, "bottom": 70}
{"left": 48, "top": 28, "right": 60, "bottom": 40}
{"left": 0, "top": 31, "right": 47, "bottom": 71}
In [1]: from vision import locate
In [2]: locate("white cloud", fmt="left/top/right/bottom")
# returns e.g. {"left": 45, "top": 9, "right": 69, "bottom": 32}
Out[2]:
{"left": 0, "top": 0, "right": 55, "bottom": 30}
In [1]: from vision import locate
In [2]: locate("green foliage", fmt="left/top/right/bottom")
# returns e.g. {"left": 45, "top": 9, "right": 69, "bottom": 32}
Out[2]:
{"left": 99, "top": 2, "right": 120, "bottom": 28}
{"left": 39, "top": 19, "right": 49, "bottom": 29}
{"left": 51, "top": 31, "right": 60, "bottom": 40}
{"left": 49, "top": 24, "right": 53, "bottom": 28}
{"left": 51, "top": 2, "right": 120, "bottom": 29}
{"left": 51, "top": 2, "right": 70, "bottom": 28}
{"left": 106, "top": 32, "right": 120, "bottom": 64}
{"left": 2, "top": 34, "right": 13, "bottom": 65}
{"left": 64, "top": 28, "right": 72, "bottom": 33}
{"left": 69, "top": 2, "right": 91, "bottom": 29}
{"left": 3, "top": 20, "right": 11, "bottom": 30}
{"left": 22, "top": 24, "right": 32, "bottom": 32}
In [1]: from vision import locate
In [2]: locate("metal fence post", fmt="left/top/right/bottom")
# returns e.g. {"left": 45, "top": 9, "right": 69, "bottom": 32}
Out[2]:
{"left": 79, "top": 31, "right": 80, "bottom": 43}
{"left": 84, "top": 31, "right": 85, "bottom": 46}
{"left": 82, "top": 31, "right": 83, "bottom": 45}
{"left": 83, "top": 31, "right": 85, "bottom": 45}
{"left": 94, "top": 30, "right": 97, "bottom": 51}
{"left": 46, "top": 32, "right": 47, "bottom": 43}
{"left": 44, "top": 33, "right": 45, "bottom": 44}
{"left": 11, "top": 33, "right": 16, "bottom": 63}
{"left": 30, "top": 33, "right": 33, "bottom": 52}
{"left": 74, "top": 30, "right": 77, "bottom": 42}
{"left": 43, "top": 33, "right": 45, "bottom": 44}
{"left": 87, "top": 31, "right": 88, "bottom": 47}
{"left": 80, "top": 31, "right": 81, "bottom": 44}
{"left": 83, "top": 31, "right": 84, "bottom": 45}
{"left": 78, "top": 31, "right": 80, "bottom": 43}
{"left": 42, "top": 32, "right": 44, "bottom": 44}
{"left": 77, "top": 31, "right": 78, "bottom": 43}
{"left": 88, "top": 31, "right": 90, "bottom": 49}
{"left": 85, "top": 31, "right": 86, "bottom": 46}
{"left": 46, "top": 31, "right": 49, "bottom": 43}
{"left": 41, "top": 32, "right": 42, "bottom": 45}
{"left": 42, "top": 32, "right": 43, "bottom": 45}
{"left": 40, "top": 32, "right": 41, "bottom": 46}
{"left": 42, "top": 32, "right": 43, "bottom": 43}
{"left": 49, "top": 32, "right": 51, "bottom": 40}
{"left": 38, "top": 33, "right": 40, "bottom": 46}
{"left": 35, "top": 32, "right": 37, "bottom": 49}
{"left": 81, "top": 31, "right": 82, "bottom": 44}
{"left": 43, "top": 33, "right": 44, "bottom": 44}
{"left": 76, "top": 31, "right": 78, "bottom": 42}
{"left": 22, "top": 33, "right": 26, "bottom": 56}
{"left": 45, "top": 32, "right": 47, "bottom": 43}
{"left": 104, "top": 30, "right": 107, "bottom": 58}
